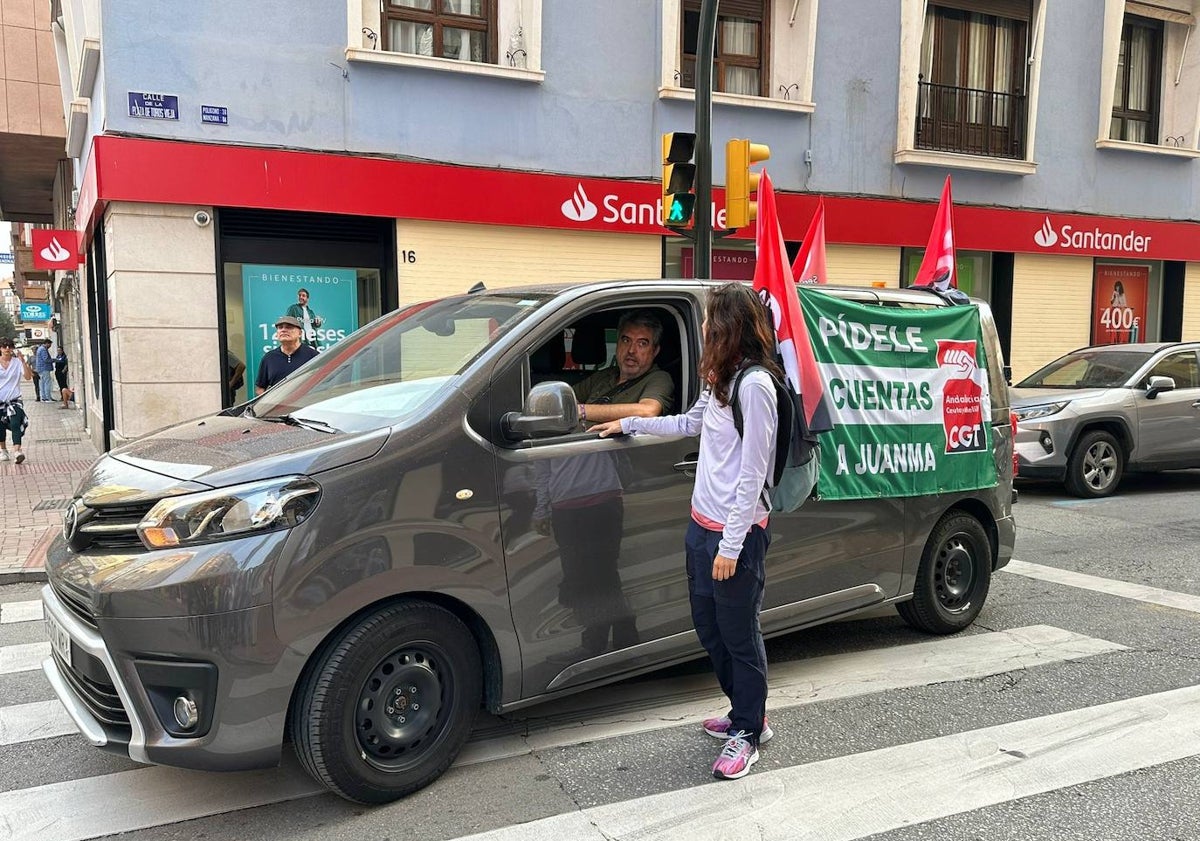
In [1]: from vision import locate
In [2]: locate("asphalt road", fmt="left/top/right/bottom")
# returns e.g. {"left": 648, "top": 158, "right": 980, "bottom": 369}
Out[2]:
{"left": 3, "top": 470, "right": 1200, "bottom": 841}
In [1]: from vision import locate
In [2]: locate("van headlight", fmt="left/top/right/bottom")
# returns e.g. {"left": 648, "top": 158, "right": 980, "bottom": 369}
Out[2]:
{"left": 1013, "top": 401, "right": 1070, "bottom": 422}
{"left": 137, "top": 476, "right": 321, "bottom": 549}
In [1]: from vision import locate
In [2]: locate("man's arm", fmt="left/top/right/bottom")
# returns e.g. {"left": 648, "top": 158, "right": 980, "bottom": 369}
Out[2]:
{"left": 580, "top": 398, "right": 662, "bottom": 423}
{"left": 229, "top": 358, "right": 247, "bottom": 390}
{"left": 255, "top": 355, "right": 271, "bottom": 391}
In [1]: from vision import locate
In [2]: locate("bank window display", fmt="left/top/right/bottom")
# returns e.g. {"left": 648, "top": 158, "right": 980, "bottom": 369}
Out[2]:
{"left": 902, "top": 248, "right": 993, "bottom": 301}
{"left": 223, "top": 264, "right": 384, "bottom": 405}
{"left": 663, "top": 239, "right": 759, "bottom": 280}
{"left": 1091, "top": 261, "right": 1162, "bottom": 345}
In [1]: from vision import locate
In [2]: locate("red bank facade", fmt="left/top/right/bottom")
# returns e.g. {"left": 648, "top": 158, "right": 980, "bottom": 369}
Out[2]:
{"left": 74, "top": 136, "right": 1200, "bottom": 449}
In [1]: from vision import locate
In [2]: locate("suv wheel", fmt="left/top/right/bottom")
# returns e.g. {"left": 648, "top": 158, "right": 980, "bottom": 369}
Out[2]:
{"left": 1065, "top": 430, "right": 1124, "bottom": 498}
{"left": 898, "top": 512, "right": 992, "bottom": 634}
{"left": 291, "top": 602, "right": 482, "bottom": 804}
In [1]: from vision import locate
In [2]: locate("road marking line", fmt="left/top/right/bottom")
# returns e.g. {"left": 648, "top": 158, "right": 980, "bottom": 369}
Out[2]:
{"left": 0, "top": 753, "right": 324, "bottom": 841}
{"left": 0, "top": 625, "right": 1122, "bottom": 841}
{"left": 1004, "top": 559, "right": 1200, "bottom": 616}
{"left": 0, "top": 601, "right": 44, "bottom": 624}
{"left": 0, "top": 700, "right": 75, "bottom": 746}
{"left": 453, "top": 683, "right": 1200, "bottom": 841}
{"left": 0, "top": 642, "right": 49, "bottom": 675}
{"left": 458, "top": 624, "right": 1122, "bottom": 765}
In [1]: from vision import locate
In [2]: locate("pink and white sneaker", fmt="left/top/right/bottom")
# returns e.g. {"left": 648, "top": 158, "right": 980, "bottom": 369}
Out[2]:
{"left": 702, "top": 714, "right": 773, "bottom": 744}
{"left": 711, "top": 731, "right": 759, "bottom": 780}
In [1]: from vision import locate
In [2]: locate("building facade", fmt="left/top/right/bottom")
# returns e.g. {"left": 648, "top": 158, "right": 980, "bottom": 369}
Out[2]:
{"left": 52, "top": 0, "right": 1200, "bottom": 450}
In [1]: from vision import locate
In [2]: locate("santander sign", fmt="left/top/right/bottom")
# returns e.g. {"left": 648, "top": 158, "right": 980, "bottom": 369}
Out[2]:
{"left": 1033, "top": 216, "right": 1152, "bottom": 255}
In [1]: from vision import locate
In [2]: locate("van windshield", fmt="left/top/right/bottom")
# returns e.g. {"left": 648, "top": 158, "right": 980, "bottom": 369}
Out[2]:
{"left": 248, "top": 293, "right": 548, "bottom": 432}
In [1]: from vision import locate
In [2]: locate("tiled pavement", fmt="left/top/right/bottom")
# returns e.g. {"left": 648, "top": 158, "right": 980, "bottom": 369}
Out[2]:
{"left": 0, "top": 379, "right": 99, "bottom": 582}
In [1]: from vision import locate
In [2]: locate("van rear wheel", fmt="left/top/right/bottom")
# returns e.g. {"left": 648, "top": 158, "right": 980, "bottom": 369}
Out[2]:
{"left": 898, "top": 512, "right": 991, "bottom": 634}
{"left": 291, "top": 602, "right": 481, "bottom": 804}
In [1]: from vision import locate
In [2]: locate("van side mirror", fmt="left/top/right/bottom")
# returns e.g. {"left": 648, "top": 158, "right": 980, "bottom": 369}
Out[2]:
{"left": 1145, "top": 375, "right": 1175, "bottom": 399}
{"left": 1003, "top": 365, "right": 1012, "bottom": 385}
{"left": 502, "top": 381, "right": 580, "bottom": 440}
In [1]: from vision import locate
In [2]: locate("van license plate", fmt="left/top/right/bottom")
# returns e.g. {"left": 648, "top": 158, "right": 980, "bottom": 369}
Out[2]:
{"left": 45, "top": 610, "right": 72, "bottom": 664}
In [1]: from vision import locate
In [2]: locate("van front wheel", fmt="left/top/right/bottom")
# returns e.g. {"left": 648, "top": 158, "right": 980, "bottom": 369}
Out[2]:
{"left": 291, "top": 602, "right": 482, "bottom": 804}
{"left": 898, "top": 512, "right": 991, "bottom": 634}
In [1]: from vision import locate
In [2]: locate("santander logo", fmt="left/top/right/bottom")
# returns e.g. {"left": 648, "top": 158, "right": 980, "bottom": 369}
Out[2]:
{"left": 39, "top": 237, "right": 72, "bottom": 264}
{"left": 1033, "top": 217, "right": 1058, "bottom": 247}
{"left": 560, "top": 184, "right": 598, "bottom": 222}
{"left": 1032, "top": 215, "right": 1152, "bottom": 254}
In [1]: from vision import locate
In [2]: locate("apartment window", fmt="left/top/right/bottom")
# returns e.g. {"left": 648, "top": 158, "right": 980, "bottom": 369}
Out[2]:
{"left": 680, "top": 0, "right": 768, "bottom": 97}
{"left": 917, "top": 2, "right": 1029, "bottom": 159}
{"left": 1111, "top": 15, "right": 1162, "bottom": 143}
{"left": 382, "top": 0, "right": 497, "bottom": 63}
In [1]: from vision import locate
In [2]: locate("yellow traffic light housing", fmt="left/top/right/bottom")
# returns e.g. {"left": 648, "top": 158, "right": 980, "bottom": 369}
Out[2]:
{"left": 725, "top": 139, "right": 771, "bottom": 229}
{"left": 661, "top": 132, "right": 698, "bottom": 228}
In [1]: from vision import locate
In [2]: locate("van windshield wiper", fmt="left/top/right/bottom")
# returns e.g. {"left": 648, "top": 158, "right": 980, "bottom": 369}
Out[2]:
{"left": 259, "top": 414, "right": 339, "bottom": 434}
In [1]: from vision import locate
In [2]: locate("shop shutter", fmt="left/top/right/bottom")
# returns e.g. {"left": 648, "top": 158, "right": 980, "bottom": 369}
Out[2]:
{"left": 1009, "top": 253, "right": 1093, "bottom": 380}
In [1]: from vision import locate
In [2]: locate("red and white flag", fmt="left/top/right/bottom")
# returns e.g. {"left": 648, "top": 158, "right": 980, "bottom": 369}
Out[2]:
{"left": 913, "top": 175, "right": 956, "bottom": 291}
{"left": 752, "top": 172, "right": 834, "bottom": 435}
{"left": 790, "top": 198, "right": 828, "bottom": 286}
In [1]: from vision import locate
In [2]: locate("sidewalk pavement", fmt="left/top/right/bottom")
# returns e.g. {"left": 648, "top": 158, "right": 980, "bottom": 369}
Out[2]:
{"left": 0, "top": 378, "right": 100, "bottom": 583}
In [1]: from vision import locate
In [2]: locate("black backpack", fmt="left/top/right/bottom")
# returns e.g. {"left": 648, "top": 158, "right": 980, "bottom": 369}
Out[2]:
{"left": 730, "top": 365, "right": 820, "bottom": 512}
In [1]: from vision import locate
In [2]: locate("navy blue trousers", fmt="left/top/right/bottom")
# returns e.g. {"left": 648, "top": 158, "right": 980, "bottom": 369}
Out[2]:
{"left": 685, "top": 519, "right": 770, "bottom": 744}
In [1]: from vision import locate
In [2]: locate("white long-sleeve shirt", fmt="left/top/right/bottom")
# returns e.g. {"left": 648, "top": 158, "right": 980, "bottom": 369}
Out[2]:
{"left": 621, "top": 369, "right": 777, "bottom": 558}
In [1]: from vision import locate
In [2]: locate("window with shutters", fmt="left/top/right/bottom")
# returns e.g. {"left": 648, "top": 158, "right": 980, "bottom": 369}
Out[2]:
{"left": 896, "top": 0, "right": 1044, "bottom": 175}
{"left": 347, "top": 0, "right": 544, "bottom": 82}
{"left": 679, "top": 0, "right": 769, "bottom": 97}
{"left": 1097, "top": 1, "right": 1200, "bottom": 156}
{"left": 916, "top": 2, "right": 1030, "bottom": 160}
{"left": 380, "top": 0, "right": 496, "bottom": 63}
{"left": 659, "top": 0, "right": 818, "bottom": 113}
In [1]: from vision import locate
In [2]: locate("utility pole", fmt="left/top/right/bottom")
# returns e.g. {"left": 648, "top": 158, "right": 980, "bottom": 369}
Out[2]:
{"left": 691, "top": 0, "right": 718, "bottom": 279}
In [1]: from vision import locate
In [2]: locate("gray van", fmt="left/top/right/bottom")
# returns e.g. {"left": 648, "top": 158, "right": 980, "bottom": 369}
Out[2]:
{"left": 42, "top": 281, "right": 1015, "bottom": 803}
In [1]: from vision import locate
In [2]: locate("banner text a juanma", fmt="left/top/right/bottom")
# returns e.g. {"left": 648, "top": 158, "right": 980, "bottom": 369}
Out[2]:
{"left": 800, "top": 289, "right": 998, "bottom": 500}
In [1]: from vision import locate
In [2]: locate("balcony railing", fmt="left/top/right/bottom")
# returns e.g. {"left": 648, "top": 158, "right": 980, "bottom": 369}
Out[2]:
{"left": 916, "top": 79, "right": 1027, "bottom": 160}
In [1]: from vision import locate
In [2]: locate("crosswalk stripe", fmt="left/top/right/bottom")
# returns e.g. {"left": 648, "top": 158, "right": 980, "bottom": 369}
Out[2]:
{"left": 454, "top": 683, "right": 1200, "bottom": 841}
{"left": 0, "top": 700, "right": 75, "bottom": 746}
{"left": 0, "top": 642, "right": 49, "bottom": 675}
{"left": 0, "top": 753, "right": 324, "bottom": 841}
{"left": 1005, "top": 558, "right": 1200, "bottom": 615}
{"left": 0, "top": 624, "right": 1122, "bottom": 841}
{"left": 458, "top": 624, "right": 1124, "bottom": 765}
{"left": 0, "top": 601, "right": 44, "bottom": 624}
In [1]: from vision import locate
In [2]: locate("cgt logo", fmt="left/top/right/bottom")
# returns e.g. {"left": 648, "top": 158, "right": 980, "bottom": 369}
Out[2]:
{"left": 1032, "top": 216, "right": 1152, "bottom": 254}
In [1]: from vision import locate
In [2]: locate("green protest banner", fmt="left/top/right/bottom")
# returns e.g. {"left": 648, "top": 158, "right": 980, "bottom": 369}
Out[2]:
{"left": 800, "top": 288, "right": 998, "bottom": 500}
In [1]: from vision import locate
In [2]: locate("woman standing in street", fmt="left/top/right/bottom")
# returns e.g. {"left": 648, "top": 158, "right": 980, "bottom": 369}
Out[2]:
{"left": 593, "top": 283, "right": 780, "bottom": 780}
{"left": 0, "top": 338, "right": 34, "bottom": 463}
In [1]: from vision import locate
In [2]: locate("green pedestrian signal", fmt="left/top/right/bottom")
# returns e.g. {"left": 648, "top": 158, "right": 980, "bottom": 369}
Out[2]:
{"left": 661, "top": 132, "right": 697, "bottom": 228}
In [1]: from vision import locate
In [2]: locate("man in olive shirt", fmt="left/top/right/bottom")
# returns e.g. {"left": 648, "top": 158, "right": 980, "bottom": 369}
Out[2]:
{"left": 534, "top": 310, "right": 673, "bottom": 659}
{"left": 574, "top": 310, "right": 674, "bottom": 425}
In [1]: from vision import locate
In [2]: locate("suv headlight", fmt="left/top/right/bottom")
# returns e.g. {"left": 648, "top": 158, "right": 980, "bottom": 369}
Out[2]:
{"left": 137, "top": 476, "right": 321, "bottom": 549}
{"left": 1013, "top": 401, "right": 1070, "bottom": 422}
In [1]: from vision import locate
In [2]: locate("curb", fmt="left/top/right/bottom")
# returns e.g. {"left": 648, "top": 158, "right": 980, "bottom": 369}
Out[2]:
{"left": 0, "top": 570, "right": 48, "bottom": 585}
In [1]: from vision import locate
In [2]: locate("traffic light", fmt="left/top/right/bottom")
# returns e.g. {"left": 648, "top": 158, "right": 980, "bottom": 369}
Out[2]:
{"left": 725, "top": 138, "right": 771, "bottom": 229}
{"left": 661, "top": 132, "right": 697, "bottom": 228}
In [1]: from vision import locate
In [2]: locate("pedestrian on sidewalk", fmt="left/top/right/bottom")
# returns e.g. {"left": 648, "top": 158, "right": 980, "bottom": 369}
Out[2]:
{"left": 593, "top": 283, "right": 780, "bottom": 780}
{"left": 54, "top": 346, "right": 74, "bottom": 408}
{"left": 33, "top": 339, "right": 55, "bottom": 403}
{"left": 255, "top": 315, "right": 318, "bottom": 392}
{"left": 0, "top": 337, "right": 34, "bottom": 464}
